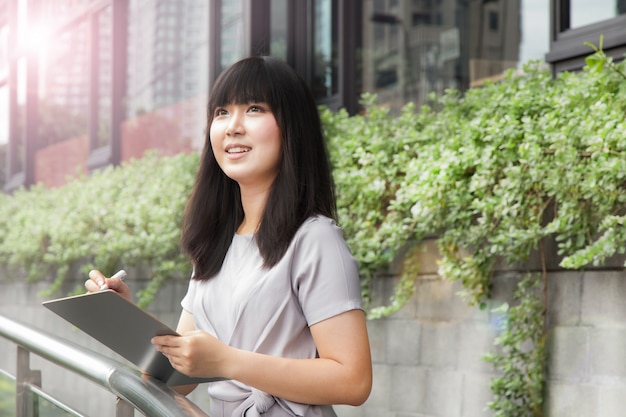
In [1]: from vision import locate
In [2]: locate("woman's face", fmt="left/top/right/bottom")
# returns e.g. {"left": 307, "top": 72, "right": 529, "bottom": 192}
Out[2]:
{"left": 209, "top": 102, "right": 282, "bottom": 191}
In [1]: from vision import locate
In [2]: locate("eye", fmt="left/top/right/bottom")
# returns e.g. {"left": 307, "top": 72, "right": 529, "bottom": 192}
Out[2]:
{"left": 248, "top": 103, "right": 268, "bottom": 113}
{"left": 214, "top": 107, "right": 228, "bottom": 117}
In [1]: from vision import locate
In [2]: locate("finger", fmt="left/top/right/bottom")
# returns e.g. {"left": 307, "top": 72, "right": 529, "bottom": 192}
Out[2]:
{"left": 103, "top": 277, "right": 118, "bottom": 291}
{"left": 152, "top": 335, "right": 178, "bottom": 347}
{"left": 107, "top": 276, "right": 130, "bottom": 292}
{"left": 84, "top": 279, "right": 100, "bottom": 293}
{"left": 88, "top": 270, "right": 107, "bottom": 289}
{"left": 104, "top": 270, "right": 127, "bottom": 290}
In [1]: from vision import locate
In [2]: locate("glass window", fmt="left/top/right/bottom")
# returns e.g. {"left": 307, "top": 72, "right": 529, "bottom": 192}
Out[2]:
{"left": 311, "top": 0, "right": 338, "bottom": 99}
{"left": 0, "top": 86, "right": 7, "bottom": 163}
{"left": 38, "top": 19, "right": 89, "bottom": 149}
{"left": 570, "top": 0, "right": 626, "bottom": 29}
{"left": 361, "top": 0, "right": 550, "bottom": 112}
{"left": 14, "top": 57, "right": 26, "bottom": 172}
{"left": 125, "top": 0, "right": 209, "bottom": 157}
{"left": 96, "top": 6, "right": 112, "bottom": 148}
{"left": 270, "top": 0, "right": 288, "bottom": 60}
{"left": 0, "top": 24, "right": 7, "bottom": 82}
{"left": 519, "top": 0, "right": 549, "bottom": 65}
{"left": 39, "top": 0, "right": 96, "bottom": 23}
{"left": 489, "top": 11, "right": 499, "bottom": 31}
{"left": 0, "top": 1, "right": 6, "bottom": 153}
{"left": 127, "top": 0, "right": 209, "bottom": 113}
{"left": 221, "top": 0, "right": 245, "bottom": 70}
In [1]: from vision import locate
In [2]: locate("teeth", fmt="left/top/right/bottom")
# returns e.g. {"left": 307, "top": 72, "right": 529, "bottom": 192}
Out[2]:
{"left": 227, "top": 147, "right": 250, "bottom": 154}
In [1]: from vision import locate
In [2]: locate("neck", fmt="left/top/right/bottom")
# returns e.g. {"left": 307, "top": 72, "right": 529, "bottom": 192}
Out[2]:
{"left": 237, "top": 185, "right": 270, "bottom": 235}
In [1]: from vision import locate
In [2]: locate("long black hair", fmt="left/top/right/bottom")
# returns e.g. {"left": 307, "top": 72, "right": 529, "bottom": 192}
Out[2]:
{"left": 181, "top": 56, "right": 336, "bottom": 281}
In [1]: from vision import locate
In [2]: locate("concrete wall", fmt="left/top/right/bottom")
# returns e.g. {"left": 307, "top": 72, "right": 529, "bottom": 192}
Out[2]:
{"left": 544, "top": 270, "right": 626, "bottom": 416}
{"left": 2, "top": 253, "right": 626, "bottom": 416}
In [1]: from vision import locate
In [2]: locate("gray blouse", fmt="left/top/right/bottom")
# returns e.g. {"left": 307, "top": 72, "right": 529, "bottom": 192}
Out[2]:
{"left": 181, "top": 216, "right": 363, "bottom": 417}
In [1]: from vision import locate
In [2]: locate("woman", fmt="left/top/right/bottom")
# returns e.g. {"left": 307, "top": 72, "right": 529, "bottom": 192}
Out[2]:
{"left": 87, "top": 56, "right": 372, "bottom": 417}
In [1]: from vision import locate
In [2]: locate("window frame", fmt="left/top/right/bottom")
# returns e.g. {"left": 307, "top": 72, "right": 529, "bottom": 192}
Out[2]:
{"left": 546, "top": 0, "right": 626, "bottom": 73}
{"left": 286, "top": 0, "right": 361, "bottom": 114}
{"left": 5, "top": 0, "right": 36, "bottom": 191}
{"left": 87, "top": 0, "right": 126, "bottom": 171}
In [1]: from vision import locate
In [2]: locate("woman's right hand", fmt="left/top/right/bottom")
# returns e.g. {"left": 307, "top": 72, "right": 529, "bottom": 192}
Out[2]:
{"left": 85, "top": 269, "right": 133, "bottom": 303}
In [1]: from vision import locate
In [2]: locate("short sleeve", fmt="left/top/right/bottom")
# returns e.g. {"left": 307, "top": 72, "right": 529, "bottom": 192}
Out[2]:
{"left": 291, "top": 217, "right": 363, "bottom": 326}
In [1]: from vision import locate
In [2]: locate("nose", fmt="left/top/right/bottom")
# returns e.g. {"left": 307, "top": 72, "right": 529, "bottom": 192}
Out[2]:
{"left": 225, "top": 110, "right": 245, "bottom": 136}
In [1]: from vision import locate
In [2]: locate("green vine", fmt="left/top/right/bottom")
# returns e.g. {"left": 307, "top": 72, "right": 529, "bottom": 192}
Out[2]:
{"left": 484, "top": 274, "right": 545, "bottom": 417}
{"left": 367, "top": 242, "right": 421, "bottom": 320}
{"left": 1, "top": 50, "right": 625, "bottom": 415}
{"left": 584, "top": 35, "right": 626, "bottom": 81}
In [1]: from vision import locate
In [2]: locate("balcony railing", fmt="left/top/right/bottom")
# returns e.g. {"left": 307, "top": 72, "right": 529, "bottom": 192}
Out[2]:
{"left": 0, "top": 314, "right": 210, "bottom": 417}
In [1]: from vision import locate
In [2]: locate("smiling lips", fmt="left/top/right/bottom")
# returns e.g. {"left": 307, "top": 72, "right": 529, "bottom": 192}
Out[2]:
{"left": 226, "top": 146, "right": 251, "bottom": 154}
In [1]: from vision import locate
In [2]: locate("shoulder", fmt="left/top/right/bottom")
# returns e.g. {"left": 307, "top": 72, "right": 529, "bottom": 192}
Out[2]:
{"left": 289, "top": 215, "right": 354, "bottom": 260}
{"left": 295, "top": 215, "right": 345, "bottom": 242}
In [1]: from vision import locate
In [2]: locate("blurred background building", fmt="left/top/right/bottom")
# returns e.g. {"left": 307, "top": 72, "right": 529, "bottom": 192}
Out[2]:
{"left": 0, "top": 0, "right": 625, "bottom": 191}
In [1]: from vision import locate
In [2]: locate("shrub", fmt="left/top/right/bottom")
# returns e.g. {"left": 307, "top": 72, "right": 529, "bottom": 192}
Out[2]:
{"left": 0, "top": 151, "right": 198, "bottom": 307}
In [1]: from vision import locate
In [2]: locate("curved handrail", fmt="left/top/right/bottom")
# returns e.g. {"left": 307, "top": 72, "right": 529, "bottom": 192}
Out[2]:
{"left": 0, "top": 314, "right": 210, "bottom": 417}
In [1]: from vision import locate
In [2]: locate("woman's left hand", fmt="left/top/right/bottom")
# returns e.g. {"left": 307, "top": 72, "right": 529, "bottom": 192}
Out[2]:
{"left": 151, "top": 331, "right": 230, "bottom": 378}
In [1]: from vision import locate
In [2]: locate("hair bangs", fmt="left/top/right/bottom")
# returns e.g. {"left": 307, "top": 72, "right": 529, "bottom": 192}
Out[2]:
{"left": 208, "top": 58, "right": 275, "bottom": 112}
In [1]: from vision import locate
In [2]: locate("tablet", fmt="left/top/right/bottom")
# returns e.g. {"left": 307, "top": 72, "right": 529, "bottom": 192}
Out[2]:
{"left": 43, "top": 290, "right": 218, "bottom": 385}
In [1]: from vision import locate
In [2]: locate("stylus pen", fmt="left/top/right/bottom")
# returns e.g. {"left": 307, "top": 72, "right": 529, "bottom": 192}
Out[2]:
{"left": 100, "top": 269, "right": 127, "bottom": 291}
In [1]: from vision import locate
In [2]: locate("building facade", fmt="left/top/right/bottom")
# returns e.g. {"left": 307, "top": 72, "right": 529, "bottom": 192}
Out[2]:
{"left": 0, "top": 0, "right": 624, "bottom": 190}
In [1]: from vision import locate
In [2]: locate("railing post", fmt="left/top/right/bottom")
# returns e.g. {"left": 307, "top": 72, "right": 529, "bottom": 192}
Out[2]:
{"left": 16, "top": 346, "right": 42, "bottom": 417}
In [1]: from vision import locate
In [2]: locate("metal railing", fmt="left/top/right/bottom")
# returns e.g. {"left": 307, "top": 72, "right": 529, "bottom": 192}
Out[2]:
{"left": 1, "top": 368, "right": 85, "bottom": 416}
{"left": 0, "top": 314, "right": 210, "bottom": 417}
